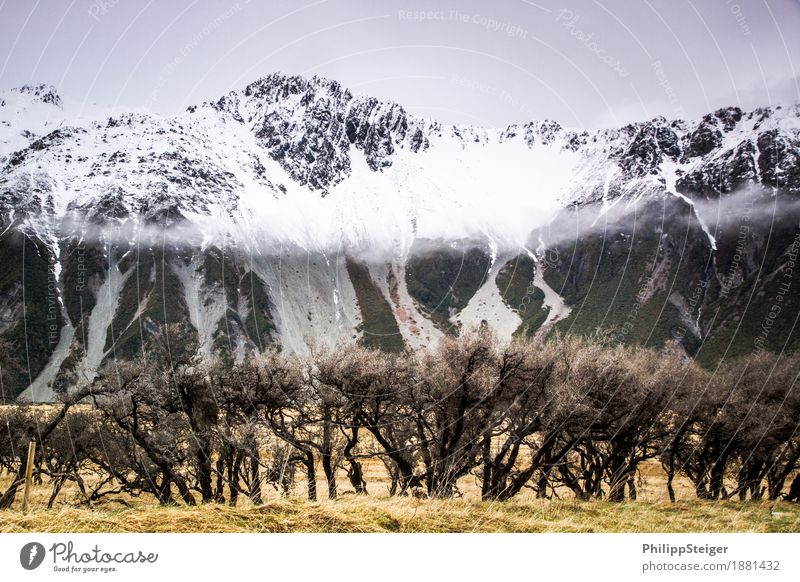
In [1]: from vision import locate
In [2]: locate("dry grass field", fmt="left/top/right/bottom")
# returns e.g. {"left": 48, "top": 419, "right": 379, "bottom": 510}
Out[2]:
{"left": 4, "top": 497, "right": 800, "bottom": 533}
{"left": 2, "top": 461, "right": 799, "bottom": 533}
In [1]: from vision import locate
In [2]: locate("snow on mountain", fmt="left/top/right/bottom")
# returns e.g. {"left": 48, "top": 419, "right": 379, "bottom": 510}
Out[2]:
{"left": 3, "top": 74, "right": 798, "bottom": 253}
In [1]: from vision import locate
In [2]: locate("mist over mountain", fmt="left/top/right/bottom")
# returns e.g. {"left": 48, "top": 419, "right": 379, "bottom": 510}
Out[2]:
{"left": 1, "top": 74, "right": 799, "bottom": 401}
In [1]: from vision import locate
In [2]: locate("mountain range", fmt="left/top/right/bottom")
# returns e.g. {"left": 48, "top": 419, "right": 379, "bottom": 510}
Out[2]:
{"left": 1, "top": 74, "right": 799, "bottom": 401}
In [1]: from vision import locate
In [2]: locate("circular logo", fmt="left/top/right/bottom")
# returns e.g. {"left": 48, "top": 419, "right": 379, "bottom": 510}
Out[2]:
{"left": 20, "top": 542, "right": 46, "bottom": 570}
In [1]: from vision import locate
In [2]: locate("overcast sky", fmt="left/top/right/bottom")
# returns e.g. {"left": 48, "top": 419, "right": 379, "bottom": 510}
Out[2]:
{"left": 1, "top": 0, "right": 799, "bottom": 128}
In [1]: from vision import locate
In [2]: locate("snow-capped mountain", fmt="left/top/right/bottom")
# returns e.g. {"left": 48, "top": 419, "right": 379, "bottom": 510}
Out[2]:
{"left": 1, "top": 74, "right": 799, "bottom": 401}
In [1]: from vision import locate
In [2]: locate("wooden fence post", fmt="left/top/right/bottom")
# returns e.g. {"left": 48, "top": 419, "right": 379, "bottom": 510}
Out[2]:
{"left": 22, "top": 440, "right": 35, "bottom": 514}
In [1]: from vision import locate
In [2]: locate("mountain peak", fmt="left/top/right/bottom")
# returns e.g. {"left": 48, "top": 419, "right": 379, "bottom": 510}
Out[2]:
{"left": 9, "top": 83, "right": 62, "bottom": 107}
{"left": 243, "top": 72, "right": 352, "bottom": 104}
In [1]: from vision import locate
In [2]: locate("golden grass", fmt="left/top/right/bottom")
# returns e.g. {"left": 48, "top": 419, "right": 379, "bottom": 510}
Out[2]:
{"left": 2, "top": 443, "right": 798, "bottom": 533}
{"left": 2, "top": 496, "right": 799, "bottom": 533}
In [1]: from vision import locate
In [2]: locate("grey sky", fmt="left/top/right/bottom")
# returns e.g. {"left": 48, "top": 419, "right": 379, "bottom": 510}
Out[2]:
{"left": 1, "top": 0, "right": 799, "bottom": 128}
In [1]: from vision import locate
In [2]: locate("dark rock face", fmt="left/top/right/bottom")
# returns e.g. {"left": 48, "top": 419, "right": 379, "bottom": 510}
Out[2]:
{"left": 244, "top": 74, "right": 429, "bottom": 193}
{"left": 248, "top": 76, "right": 353, "bottom": 194}
{"left": 620, "top": 128, "right": 663, "bottom": 177}
{"left": 12, "top": 84, "right": 62, "bottom": 107}
{"left": 500, "top": 120, "right": 563, "bottom": 146}
{"left": 346, "top": 98, "right": 422, "bottom": 169}
{"left": 86, "top": 189, "right": 132, "bottom": 220}
{"left": 684, "top": 114, "right": 723, "bottom": 159}
{"left": 209, "top": 92, "right": 244, "bottom": 123}
{"left": 618, "top": 120, "right": 682, "bottom": 177}
{"left": 563, "top": 130, "right": 589, "bottom": 152}
{"left": 535, "top": 120, "right": 563, "bottom": 145}
{"left": 715, "top": 106, "right": 743, "bottom": 131}
{"left": 4, "top": 128, "right": 74, "bottom": 170}
{"left": 674, "top": 123, "right": 800, "bottom": 199}
{"left": 677, "top": 140, "right": 758, "bottom": 197}
{"left": 758, "top": 130, "right": 800, "bottom": 195}
{"left": 680, "top": 108, "right": 741, "bottom": 162}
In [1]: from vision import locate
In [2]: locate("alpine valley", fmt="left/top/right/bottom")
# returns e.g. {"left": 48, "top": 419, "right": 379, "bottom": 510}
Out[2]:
{"left": 1, "top": 75, "right": 799, "bottom": 401}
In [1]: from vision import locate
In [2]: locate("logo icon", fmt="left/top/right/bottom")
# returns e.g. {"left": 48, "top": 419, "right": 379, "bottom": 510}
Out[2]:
{"left": 20, "top": 542, "right": 46, "bottom": 570}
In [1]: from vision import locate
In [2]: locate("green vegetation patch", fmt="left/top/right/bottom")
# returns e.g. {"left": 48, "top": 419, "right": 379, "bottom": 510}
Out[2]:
{"left": 495, "top": 254, "right": 549, "bottom": 337}
{"left": 345, "top": 258, "right": 404, "bottom": 352}
{"left": 60, "top": 239, "right": 107, "bottom": 353}
{"left": 104, "top": 248, "right": 195, "bottom": 361}
{"left": 0, "top": 230, "right": 63, "bottom": 399}
{"left": 240, "top": 270, "right": 277, "bottom": 350}
{"left": 697, "top": 216, "right": 800, "bottom": 366}
{"left": 405, "top": 239, "right": 491, "bottom": 332}
{"left": 543, "top": 198, "right": 712, "bottom": 354}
